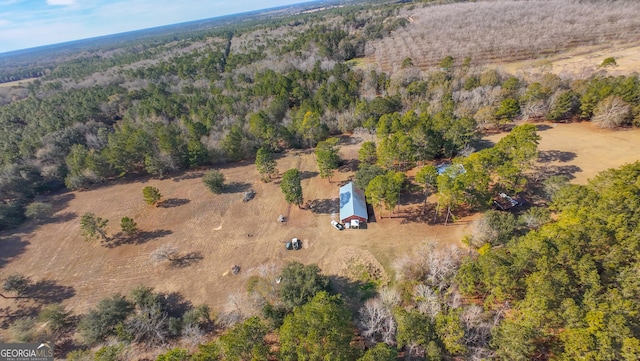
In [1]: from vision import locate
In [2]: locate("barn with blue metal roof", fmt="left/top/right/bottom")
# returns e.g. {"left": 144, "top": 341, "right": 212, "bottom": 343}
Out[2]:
{"left": 339, "top": 182, "right": 368, "bottom": 224}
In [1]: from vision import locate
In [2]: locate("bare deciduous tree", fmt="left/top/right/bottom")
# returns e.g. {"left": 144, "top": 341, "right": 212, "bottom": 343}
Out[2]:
{"left": 592, "top": 95, "right": 632, "bottom": 128}
{"left": 368, "top": 0, "right": 640, "bottom": 72}
{"left": 520, "top": 99, "right": 548, "bottom": 120}
{"left": 150, "top": 244, "right": 178, "bottom": 264}
{"left": 417, "top": 244, "right": 462, "bottom": 293}
{"left": 358, "top": 296, "right": 397, "bottom": 346}
{"left": 414, "top": 284, "right": 441, "bottom": 318}
{"left": 127, "top": 303, "right": 169, "bottom": 345}
{"left": 182, "top": 323, "right": 205, "bottom": 346}
{"left": 461, "top": 305, "right": 496, "bottom": 360}
{"left": 379, "top": 287, "right": 400, "bottom": 309}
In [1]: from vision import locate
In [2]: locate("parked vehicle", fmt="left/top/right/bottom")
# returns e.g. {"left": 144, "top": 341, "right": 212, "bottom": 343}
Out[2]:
{"left": 331, "top": 220, "right": 344, "bottom": 230}
{"left": 243, "top": 190, "right": 256, "bottom": 202}
{"left": 286, "top": 238, "right": 301, "bottom": 250}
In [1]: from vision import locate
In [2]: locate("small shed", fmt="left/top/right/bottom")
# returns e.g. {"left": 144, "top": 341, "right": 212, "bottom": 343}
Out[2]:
{"left": 339, "top": 182, "right": 368, "bottom": 224}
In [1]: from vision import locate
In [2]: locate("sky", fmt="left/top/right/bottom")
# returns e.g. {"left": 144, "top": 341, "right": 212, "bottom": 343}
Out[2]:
{"left": 0, "top": 0, "right": 307, "bottom": 53}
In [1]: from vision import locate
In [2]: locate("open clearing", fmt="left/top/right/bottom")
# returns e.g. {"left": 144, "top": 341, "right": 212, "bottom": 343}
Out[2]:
{"left": 495, "top": 43, "right": 640, "bottom": 78}
{"left": 2, "top": 123, "right": 640, "bottom": 322}
{"left": 0, "top": 78, "right": 37, "bottom": 88}
{"left": 0, "top": 140, "right": 469, "bottom": 319}
{"left": 486, "top": 121, "right": 640, "bottom": 185}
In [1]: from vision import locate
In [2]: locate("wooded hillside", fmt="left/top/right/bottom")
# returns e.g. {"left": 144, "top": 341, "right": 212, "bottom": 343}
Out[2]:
{"left": 1, "top": 0, "right": 640, "bottom": 359}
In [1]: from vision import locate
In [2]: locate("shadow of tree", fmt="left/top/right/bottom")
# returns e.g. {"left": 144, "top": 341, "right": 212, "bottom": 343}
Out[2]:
{"left": 0, "top": 236, "right": 29, "bottom": 269}
{"left": 399, "top": 186, "right": 426, "bottom": 207}
{"left": 401, "top": 204, "right": 440, "bottom": 225}
{"left": 533, "top": 164, "right": 582, "bottom": 180}
{"left": 223, "top": 182, "right": 253, "bottom": 194}
{"left": 56, "top": 337, "right": 87, "bottom": 361}
{"left": 538, "top": 150, "right": 577, "bottom": 163}
{"left": 170, "top": 252, "right": 203, "bottom": 269}
{"left": 49, "top": 211, "right": 77, "bottom": 224}
{"left": 138, "top": 229, "right": 174, "bottom": 242}
{"left": 105, "top": 229, "right": 173, "bottom": 248}
{"left": 366, "top": 204, "right": 377, "bottom": 223}
{"left": 160, "top": 291, "right": 193, "bottom": 318}
{"left": 328, "top": 276, "right": 378, "bottom": 313}
{"left": 26, "top": 279, "right": 76, "bottom": 304}
{"left": 536, "top": 124, "right": 554, "bottom": 131}
{"left": 0, "top": 303, "right": 41, "bottom": 328}
{"left": 50, "top": 192, "right": 76, "bottom": 214}
{"left": 299, "top": 171, "right": 319, "bottom": 180}
{"left": 338, "top": 159, "right": 359, "bottom": 173}
{"left": 306, "top": 198, "right": 339, "bottom": 214}
{"left": 338, "top": 135, "right": 363, "bottom": 146}
{"left": 24, "top": 192, "right": 74, "bottom": 230}
{"left": 158, "top": 198, "right": 190, "bottom": 208}
{"left": 0, "top": 279, "right": 77, "bottom": 328}
{"left": 472, "top": 138, "right": 496, "bottom": 152}
{"left": 337, "top": 177, "right": 355, "bottom": 187}
{"left": 172, "top": 171, "right": 204, "bottom": 182}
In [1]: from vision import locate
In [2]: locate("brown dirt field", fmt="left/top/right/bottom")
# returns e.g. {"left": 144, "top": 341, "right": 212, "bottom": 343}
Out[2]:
{"left": 495, "top": 43, "right": 640, "bottom": 78}
{"left": 485, "top": 121, "right": 640, "bottom": 185}
{"left": 4, "top": 123, "right": 636, "bottom": 333}
{"left": 0, "top": 140, "right": 469, "bottom": 324}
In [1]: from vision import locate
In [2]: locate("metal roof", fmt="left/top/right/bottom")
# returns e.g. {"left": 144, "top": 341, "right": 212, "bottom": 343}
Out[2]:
{"left": 339, "top": 182, "right": 368, "bottom": 222}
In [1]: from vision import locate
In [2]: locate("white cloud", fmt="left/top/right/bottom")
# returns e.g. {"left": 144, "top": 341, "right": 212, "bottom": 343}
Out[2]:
{"left": 46, "top": 0, "right": 75, "bottom": 5}
{"left": 0, "top": 0, "right": 307, "bottom": 53}
{"left": 0, "top": 21, "right": 87, "bottom": 53}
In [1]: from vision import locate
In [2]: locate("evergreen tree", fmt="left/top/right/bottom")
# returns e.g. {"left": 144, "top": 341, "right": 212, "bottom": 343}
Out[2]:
{"left": 314, "top": 137, "right": 341, "bottom": 182}
{"left": 255, "top": 147, "right": 277, "bottom": 182}
{"left": 120, "top": 217, "right": 138, "bottom": 236}
{"left": 280, "top": 169, "right": 303, "bottom": 207}
{"left": 203, "top": 170, "right": 225, "bottom": 194}
{"left": 279, "top": 292, "right": 358, "bottom": 361}
{"left": 358, "top": 141, "right": 377, "bottom": 165}
{"left": 219, "top": 317, "right": 268, "bottom": 361}
{"left": 142, "top": 186, "right": 162, "bottom": 206}
{"left": 80, "top": 212, "right": 109, "bottom": 242}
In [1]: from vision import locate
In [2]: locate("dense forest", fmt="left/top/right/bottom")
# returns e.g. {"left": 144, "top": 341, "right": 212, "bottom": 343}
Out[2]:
{"left": 1, "top": 0, "right": 640, "bottom": 359}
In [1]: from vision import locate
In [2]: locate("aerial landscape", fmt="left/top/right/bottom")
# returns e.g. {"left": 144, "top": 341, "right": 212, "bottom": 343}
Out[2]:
{"left": 2, "top": 0, "right": 640, "bottom": 360}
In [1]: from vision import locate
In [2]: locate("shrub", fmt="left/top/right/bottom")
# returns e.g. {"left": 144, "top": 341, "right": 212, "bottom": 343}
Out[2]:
{"left": 142, "top": 186, "right": 162, "bottom": 206}
{"left": 38, "top": 304, "right": 71, "bottom": 333}
{"left": 78, "top": 294, "right": 133, "bottom": 344}
{"left": 94, "top": 345, "right": 125, "bottom": 361}
{"left": 120, "top": 217, "right": 138, "bottom": 236}
{"left": 65, "top": 350, "right": 93, "bottom": 361}
{"left": 600, "top": 57, "right": 617, "bottom": 67}
{"left": 2, "top": 274, "right": 31, "bottom": 296}
{"left": 9, "top": 317, "right": 37, "bottom": 342}
{"left": 24, "top": 202, "right": 53, "bottom": 222}
{"left": 202, "top": 170, "right": 225, "bottom": 194}
{"left": 156, "top": 348, "right": 190, "bottom": 361}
